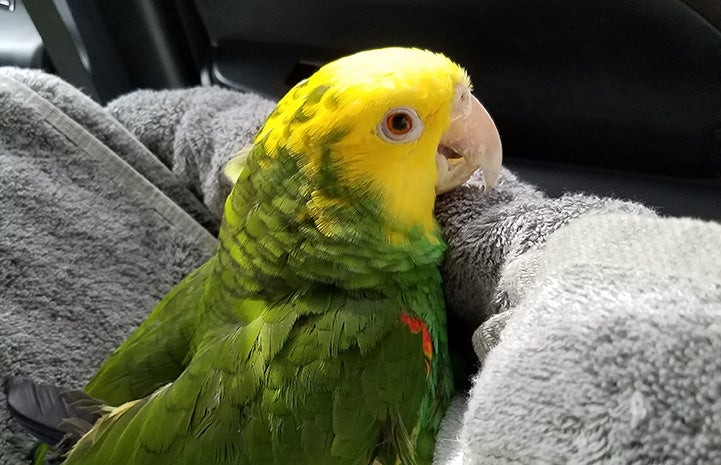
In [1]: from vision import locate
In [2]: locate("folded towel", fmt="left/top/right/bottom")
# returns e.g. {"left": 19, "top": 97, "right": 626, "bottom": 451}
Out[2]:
{"left": 460, "top": 213, "right": 721, "bottom": 464}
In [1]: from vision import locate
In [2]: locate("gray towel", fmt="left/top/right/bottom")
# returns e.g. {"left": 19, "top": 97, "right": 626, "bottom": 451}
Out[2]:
{"left": 457, "top": 213, "right": 721, "bottom": 465}
{"left": 106, "top": 87, "right": 276, "bottom": 221}
{"left": 1, "top": 67, "right": 720, "bottom": 465}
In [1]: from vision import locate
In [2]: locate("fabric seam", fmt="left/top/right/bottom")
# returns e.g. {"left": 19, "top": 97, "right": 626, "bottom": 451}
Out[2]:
{"left": 1, "top": 77, "right": 217, "bottom": 255}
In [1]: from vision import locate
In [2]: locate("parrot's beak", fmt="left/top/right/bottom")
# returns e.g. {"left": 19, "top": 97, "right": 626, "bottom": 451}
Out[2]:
{"left": 435, "top": 85, "right": 503, "bottom": 194}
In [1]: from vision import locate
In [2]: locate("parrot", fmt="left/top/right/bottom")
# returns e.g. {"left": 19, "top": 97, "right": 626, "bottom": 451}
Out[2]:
{"left": 5, "top": 47, "right": 502, "bottom": 465}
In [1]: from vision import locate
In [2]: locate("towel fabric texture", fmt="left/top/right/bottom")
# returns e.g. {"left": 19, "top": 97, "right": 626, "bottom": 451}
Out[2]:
{"left": 1, "top": 67, "right": 720, "bottom": 464}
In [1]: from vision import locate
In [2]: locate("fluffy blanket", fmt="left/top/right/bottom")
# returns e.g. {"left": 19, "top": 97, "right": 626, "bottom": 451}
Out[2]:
{"left": 2, "top": 67, "right": 720, "bottom": 464}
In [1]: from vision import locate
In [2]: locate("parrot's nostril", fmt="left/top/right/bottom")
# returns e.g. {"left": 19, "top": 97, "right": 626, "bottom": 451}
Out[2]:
{"left": 438, "top": 144, "right": 462, "bottom": 160}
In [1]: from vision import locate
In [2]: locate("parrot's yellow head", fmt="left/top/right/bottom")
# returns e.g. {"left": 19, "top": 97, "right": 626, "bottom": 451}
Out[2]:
{"left": 252, "top": 47, "right": 502, "bottom": 241}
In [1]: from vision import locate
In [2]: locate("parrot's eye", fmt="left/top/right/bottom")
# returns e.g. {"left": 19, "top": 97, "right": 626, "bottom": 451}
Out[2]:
{"left": 378, "top": 107, "right": 423, "bottom": 143}
{"left": 387, "top": 113, "right": 412, "bottom": 134}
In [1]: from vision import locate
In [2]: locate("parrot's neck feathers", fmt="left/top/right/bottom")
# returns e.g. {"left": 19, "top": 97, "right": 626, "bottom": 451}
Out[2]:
{"left": 215, "top": 143, "right": 445, "bottom": 295}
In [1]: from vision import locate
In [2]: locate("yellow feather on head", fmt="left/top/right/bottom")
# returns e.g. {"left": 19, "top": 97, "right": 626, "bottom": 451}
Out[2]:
{"left": 254, "top": 47, "right": 471, "bottom": 236}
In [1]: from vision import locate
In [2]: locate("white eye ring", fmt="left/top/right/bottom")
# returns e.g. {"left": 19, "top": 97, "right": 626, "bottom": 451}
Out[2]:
{"left": 377, "top": 106, "right": 424, "bottom": 143}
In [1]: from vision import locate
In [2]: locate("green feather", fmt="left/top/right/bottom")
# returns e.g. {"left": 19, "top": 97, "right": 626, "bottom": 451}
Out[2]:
{"left": 45, "top": 66, "right": 455, "bottom": 465}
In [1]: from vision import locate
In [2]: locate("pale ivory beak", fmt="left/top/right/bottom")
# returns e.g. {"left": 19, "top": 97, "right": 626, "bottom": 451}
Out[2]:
{"left": 435, "top": 86, "right": 503, "bottom": 194}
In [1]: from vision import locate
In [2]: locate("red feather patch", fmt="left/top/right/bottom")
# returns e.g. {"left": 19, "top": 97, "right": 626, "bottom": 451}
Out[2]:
{"left": 400, "top": 311, "right": 433, "bottom": 375}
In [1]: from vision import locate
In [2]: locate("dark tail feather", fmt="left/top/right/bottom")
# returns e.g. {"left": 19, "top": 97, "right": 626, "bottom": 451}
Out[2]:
{"left": 4, "top": 376, "right": 103, "bottom": 447}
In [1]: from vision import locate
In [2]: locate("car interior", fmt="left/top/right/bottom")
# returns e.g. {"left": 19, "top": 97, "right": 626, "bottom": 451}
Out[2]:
{"left": 2, "top": 0, "right": 720, "bottom": 220}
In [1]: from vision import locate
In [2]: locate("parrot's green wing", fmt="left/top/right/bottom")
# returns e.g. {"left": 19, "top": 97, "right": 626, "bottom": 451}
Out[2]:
{"left": 60, "top": 287, "right": 438, "bottom": 465}
{"left": 84, "top": 259, "right": 215, "bottom": 405}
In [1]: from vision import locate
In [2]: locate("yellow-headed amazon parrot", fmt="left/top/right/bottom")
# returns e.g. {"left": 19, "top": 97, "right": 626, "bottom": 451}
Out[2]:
{"left": 6, "top": 47, "right": 502, "bottom": 465}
